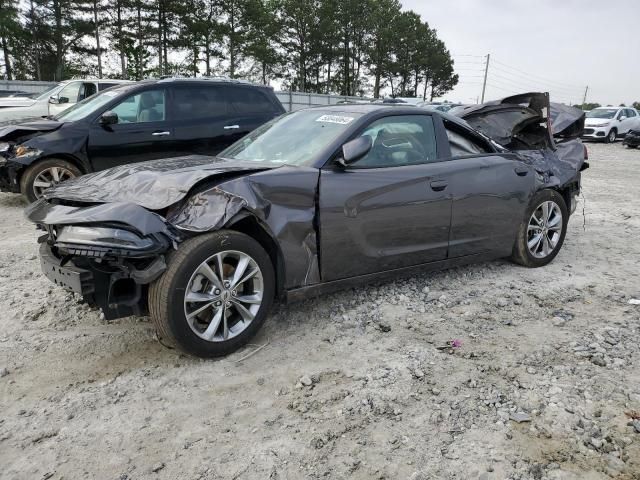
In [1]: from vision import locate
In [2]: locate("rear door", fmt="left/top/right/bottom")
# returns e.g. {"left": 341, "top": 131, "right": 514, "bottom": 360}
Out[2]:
{"left": 87, "top": 87, "right": 177, "bottom": 171}
{"left": 170, "top": 84, "right": 239, "bottom": 156}
{"left": 319, "top": 114, "right": 452, "bottom": 281}
{"left": 441, "top": 120, "right": 536, "bottom": 257}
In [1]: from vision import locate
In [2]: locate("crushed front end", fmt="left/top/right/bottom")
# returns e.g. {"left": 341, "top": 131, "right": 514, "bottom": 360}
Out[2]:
{"left": 26, "top": 199, "right": 176, "bottom": 319}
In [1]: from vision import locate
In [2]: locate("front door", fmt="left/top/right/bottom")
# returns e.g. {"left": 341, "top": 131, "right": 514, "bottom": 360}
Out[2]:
{"left": 319, "top": 114, "right": 452, "bottom": 281}
{"left": 88, "top": 88, "right": 176, "bottom": 171}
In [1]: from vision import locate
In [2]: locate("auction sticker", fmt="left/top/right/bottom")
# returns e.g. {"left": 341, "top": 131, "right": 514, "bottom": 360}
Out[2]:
{"left": 316, "top": 114, "right": 355, "bottom": 125}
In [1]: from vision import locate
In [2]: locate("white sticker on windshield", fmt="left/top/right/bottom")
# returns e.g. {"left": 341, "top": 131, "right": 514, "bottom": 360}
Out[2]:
{"left": 316, "top": 114, "right": 355, "bottom": 125}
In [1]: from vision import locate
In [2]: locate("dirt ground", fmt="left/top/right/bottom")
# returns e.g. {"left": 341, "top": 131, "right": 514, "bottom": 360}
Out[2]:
{"left": 0, "top": 142, "right": 639, "bottom": 480}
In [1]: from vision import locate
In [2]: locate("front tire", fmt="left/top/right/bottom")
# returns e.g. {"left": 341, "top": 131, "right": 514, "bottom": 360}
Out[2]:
{"left": 149, "top": 230, "right": 275, "bottom": 358}
{"left": 20, "top": 158, "right": 81, "bottom": 203}
{"left": 605, "top": 128, "right": 617, "bottom": 143}
{"left": 511, "top": 189, "right": 568, "bottom": 268}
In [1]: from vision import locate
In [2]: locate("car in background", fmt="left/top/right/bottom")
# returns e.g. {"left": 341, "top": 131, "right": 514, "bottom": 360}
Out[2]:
{"left": 0, "top": 77, "right": 285, "bottom": 201}
{"left": 582, "top": 106, "right": 640, "bottom": 143}
{"left": 26, "top": 92, "right": 587, "bottom": 358}
{"left": 0, "top": 79, "right": 131, "bottom": 125}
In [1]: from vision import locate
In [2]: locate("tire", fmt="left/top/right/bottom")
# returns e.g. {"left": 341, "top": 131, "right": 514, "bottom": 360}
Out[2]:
{"left": 511, "top": 189, "right": 569, "bottom": 268}
{"left": 149, "top": 230, "right": 275, "bottom": 358}
{"left": 20, "top": 158, "right": 82, "bottom": 203}
{"left": 605, "top": 128, "right": 617, "bottom": 144}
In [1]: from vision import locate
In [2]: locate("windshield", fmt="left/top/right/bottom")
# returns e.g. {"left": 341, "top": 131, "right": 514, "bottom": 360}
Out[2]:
{"left": 53, "top": 86, "right": 131, "bottom": 122}
{"left": 221, "top": 110, "right": 362, "bottom": 166}
{"left": 32, "top": 84, "right": 61, "bottom": 100}
{"left": 586, "top": 109, "right": 617, "bottom": 119}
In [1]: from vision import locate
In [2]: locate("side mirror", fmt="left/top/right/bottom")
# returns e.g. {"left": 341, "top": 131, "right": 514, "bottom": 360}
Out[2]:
{"left": 49, "top": 95, "right": 59, "bottom": 104}
{"left": 619, "top": 116, "right": 627, "bottom": 121}
{"left": 99, "top": 111, "right": 119, "bottom": 126}
{"left": 338, "top": 136, "right": 372, "bottom": 167}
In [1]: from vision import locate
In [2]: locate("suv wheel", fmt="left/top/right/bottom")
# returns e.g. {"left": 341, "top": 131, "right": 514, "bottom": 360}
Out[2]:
{"left": 511, "top": 189, "right": 568, "bottom": 268}
{"left": 605, "top": 129, "right": 617, "bottom": 143}
{"left": 149, "top": 230, "right": 275, "bottom": 358}
{"left": 20, "top": 158, "right": 81, "bottom": 202}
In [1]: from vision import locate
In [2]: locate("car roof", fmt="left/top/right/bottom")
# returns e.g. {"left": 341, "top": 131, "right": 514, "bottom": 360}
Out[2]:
{"left": 154, "top": 76, "right": 275, "bottom": 90}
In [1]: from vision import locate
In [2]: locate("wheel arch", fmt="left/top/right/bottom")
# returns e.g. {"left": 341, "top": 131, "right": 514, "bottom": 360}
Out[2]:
{"left": 225, "top": 212, "right": 286, "bottom": 299}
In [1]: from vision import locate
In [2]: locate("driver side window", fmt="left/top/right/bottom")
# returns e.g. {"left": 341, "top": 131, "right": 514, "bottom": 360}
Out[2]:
{"left": 111, "top": 90, "right": 166, "bottom": 124}
{"left": 351, "top": 115, "right": 438, "bottom": 168}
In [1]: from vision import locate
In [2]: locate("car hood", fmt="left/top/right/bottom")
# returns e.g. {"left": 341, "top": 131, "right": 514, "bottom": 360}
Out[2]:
{"left": 0, "top": 97, "right": 36, "bottom": 108}
{"left": 42, "top": 155, "right": 283, "bottom": 210}
{"left": 0, "top": 119, "right": 63, "bottom": 141}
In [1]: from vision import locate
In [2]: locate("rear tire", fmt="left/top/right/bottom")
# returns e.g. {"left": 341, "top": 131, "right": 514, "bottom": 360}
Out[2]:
{"left": 605, "top": 128, "right": 617, "bottom": 143}
{"left": 20, "top": 158, "right": 81, "bottom": 203}
{"left": 511, "top": 189, "right": 568, "bottom": 268}
{"left": 149, "top": 230, "right": 275, "bottom": 358}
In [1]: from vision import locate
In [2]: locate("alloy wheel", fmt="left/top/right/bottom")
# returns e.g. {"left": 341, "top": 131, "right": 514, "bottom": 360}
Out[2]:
{"left": 32, "top": 166, "right": 76, "bottom": 199}
{"left": 183, "top": 250, "right": 264, "bottom": 342}
{"left": 608, "top": 130, "right": 616, "bottom": 143}
{"left": 527, "top": 201, "right": 563, "bottom": 259}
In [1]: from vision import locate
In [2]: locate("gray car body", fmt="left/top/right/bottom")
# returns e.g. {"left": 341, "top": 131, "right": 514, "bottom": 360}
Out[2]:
{"left": 25, "top": 95, "right": 587, "bottom": 317}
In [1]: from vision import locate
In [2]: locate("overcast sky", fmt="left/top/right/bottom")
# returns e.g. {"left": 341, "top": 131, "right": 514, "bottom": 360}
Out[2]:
{"left": 401, "top": 0, "right": 640, "bottom": 106}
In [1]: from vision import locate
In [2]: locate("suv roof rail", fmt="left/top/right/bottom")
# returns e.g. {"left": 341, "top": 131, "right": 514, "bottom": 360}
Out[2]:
{"left": 157, "top": 75, "right": 259, "bottom": 86}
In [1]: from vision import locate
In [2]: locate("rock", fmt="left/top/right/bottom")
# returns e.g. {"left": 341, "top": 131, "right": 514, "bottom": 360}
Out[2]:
{"left": 422, "top": 286, "right": 430, "bottom": 294}
{"left": 376, "top": 321, "right": 391, "bottom": 332}
{"left": 299, "top": 375, "right": 313, "bottom": 386}
{"left": 496, "top": 298, "right": 508, "bottom": 308}
{"left": 632, "top": 420, "right": 640, "bottom": 434}
{"left": 628, "top": 298, "right": 640, "bottom": 305}
{"left": 310, "top": 437, "right": 325, "bottom": 449}
{"left": 151, "top": 463, "right": 165, "bottom": 473}
{"left": 510, "top": 412, "right": 532, "bottom": 423}
{"left": 590, "top": 356, "right": 607, "bottom": 367}
{"left": 0, "top": 367, "right": 8, "bottom": 377}
{"left": 590, "top": 437, "right": 603, "bottom": 449}
{"left": 431, "top": 388, "right": 441, "bottom": 396}
{"left": 413, "top": 369, "right": 425, "bottom": 379}
{"left": 552, "top": 316, "right": 566, "bottom": 326}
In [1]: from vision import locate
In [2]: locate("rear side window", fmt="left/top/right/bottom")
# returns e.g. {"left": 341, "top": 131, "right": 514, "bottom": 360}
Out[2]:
{"left": 228, "top": 86, "right": 277, "bottom": 114}
{"left": 625, "top": 109, "right": 635, "bottom": 117}
{"left": 444, "top": 122, "right": 492, "bottom": 157}
{"left": 173, "top": 86, "right": 228, "bottom": 120}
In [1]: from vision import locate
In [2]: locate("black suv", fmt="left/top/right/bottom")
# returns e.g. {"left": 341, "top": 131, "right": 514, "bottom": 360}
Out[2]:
{"left": 0, "top": 78, "right": 285, "bottom": 201}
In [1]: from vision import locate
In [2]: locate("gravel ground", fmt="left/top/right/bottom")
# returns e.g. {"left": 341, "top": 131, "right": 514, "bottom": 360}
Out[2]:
{"left": 1, "top": 142, "right": 639, "bottom": 480}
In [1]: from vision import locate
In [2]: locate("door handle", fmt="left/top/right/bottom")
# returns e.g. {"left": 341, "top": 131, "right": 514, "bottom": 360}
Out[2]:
{"left": 430, "top": 180, "right": 448, "bottom": 191}
{"left": 224, "top": 125, "right": 240, "bottom": 130}
{"left": 514, "top": 166, "right": 529, "bottom": 176}
{"left": 152, "top": 131, "right": 171, "bottom": 136}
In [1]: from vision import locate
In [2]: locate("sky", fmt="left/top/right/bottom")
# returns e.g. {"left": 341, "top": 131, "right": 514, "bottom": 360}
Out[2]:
{"left": 401, "top": 0, "right": 640, "bottom": 106}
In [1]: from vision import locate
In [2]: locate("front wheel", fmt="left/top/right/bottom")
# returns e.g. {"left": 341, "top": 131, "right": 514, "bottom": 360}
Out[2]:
{"left": 605, "top": 129, "right": 617, "bottom": 143}
{"left": 511, "top": 189, "right": 568, "bottom": 267}
{"left": 20, "top": 158, "right": 81, "bottom": 203}
{"left": 149, "top": 230, "right": 275, "bottom": 358}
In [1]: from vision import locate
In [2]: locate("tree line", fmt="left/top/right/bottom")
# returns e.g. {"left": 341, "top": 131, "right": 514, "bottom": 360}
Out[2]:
{"left": 0, "top": 0, "right": 458, "bottom": 99}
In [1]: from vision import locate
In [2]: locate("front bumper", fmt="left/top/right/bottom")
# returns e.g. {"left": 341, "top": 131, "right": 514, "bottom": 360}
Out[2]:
{"left": 39, "top": 240, "right": 167, "bottom": 320}
{"left": 0, "top": 159, "right": 22, "bottom": 193}
{"left": 581, "top": 126, "right": 608, "bottom": 140}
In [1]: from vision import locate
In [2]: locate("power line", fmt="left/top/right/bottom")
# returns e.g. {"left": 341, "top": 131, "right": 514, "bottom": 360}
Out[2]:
{"left": 491, "top": 58, "right": 585, "bottom": 90}
{"left": 488, "top": 65, "right": 584, "bottom": 95}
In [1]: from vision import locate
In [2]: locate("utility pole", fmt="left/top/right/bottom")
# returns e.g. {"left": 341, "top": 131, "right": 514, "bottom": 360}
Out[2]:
{"left": 481, "top": 53, "right": 490, "bottom": 103}
{"left": 582, "top": 86, "right": 589, "bottom": 106}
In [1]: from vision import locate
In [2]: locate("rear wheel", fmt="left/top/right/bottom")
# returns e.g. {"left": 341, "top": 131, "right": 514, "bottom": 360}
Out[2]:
{"left": 149, "top": 230, "right": 275, "bottom": 358}
{"left": 605, "top": 128, "right": 617, "bottom": 143}
{"left": 511, "top": 189, "right": 568, "bottom": 268}
{"left": 20, "top": 158, "right": 81, "bottom": 202}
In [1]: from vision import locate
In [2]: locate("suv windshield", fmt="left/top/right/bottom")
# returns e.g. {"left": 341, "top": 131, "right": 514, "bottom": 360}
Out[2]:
{"left": 221, "top": 110, "right": 362, "bottom": 166}
{"left": 53, "top": 85, "right": 132, "bottom": 122}
{"left": 586, "top": 109, "right": 617, "bottom": 119}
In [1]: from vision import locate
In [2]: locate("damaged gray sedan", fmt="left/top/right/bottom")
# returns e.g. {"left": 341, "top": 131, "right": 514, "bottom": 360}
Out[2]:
{"left": 26, "top": 92, "right": 587, "bottom": 357}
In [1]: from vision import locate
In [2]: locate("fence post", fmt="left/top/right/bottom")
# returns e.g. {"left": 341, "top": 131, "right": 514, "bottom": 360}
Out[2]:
{"left": 288, "top": 90, "right": 293, "bottom": 112}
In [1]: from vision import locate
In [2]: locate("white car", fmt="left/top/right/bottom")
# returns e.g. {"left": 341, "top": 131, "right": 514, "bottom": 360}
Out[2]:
{"left": 582, "top": 106, "right": 640, "bottom": 143}
{"left": 0, "top": 79, "right": 131, "bottom": 125}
